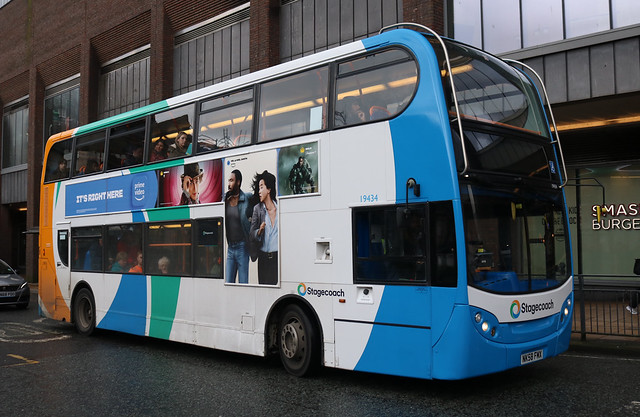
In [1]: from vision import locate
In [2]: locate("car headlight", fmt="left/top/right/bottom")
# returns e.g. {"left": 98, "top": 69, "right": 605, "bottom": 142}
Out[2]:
{"left": 19, "top": 281, "right": 28, "bottom": 290}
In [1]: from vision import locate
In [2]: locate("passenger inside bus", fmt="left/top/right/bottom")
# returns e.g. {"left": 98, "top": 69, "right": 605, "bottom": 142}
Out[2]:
{"left": 128, "top": 251, "right": 143, "bottom": 274}
{"left": 149, "top": 137, "right": 168, "bottom": 162}
{"left": 335, "top": 96, "right": 367, "bottom": 126}
{"left": 110, "top": 251, "right": 129, "bottom": 272}
{"left": 168, "top": 132, "right": 192, "bottom": 158}
{"left": 123, "top": 144, "right": 144, "bottom": 167}
{"left": 158, "top": 256, "right": 170, "bottom": 274}
{"left": 51, "top": 158, "right": 69, "bottom": 180}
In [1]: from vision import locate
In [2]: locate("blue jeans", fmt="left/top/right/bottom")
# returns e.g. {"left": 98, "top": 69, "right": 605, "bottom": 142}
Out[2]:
{"left": 226, "top": 241, "right": 249, "bottom": 284}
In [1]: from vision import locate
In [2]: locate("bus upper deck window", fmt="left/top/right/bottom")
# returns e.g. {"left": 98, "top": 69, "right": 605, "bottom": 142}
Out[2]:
{"left": 149, "top": 104, "right": 196, "bottom": 162}
{"left": 198, "top": 89, "right": 253, "bottom": 152}
{"left": 44, "top": 139, "right": 72, "bottom": 182}
{"left": 107, "top": 120, "right": 146, "bottom": 170}
{"left": 258, "top": 66, "right": 328, "bottom": 142}
{"left": 334, "top": 49, "right": 417, "bottom": 127}
{"left": 73, "top": 131, "right": 105, "bottom": 177}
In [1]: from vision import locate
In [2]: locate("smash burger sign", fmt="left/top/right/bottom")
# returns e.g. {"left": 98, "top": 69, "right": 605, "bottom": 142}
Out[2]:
{"left": 592, "top": 203, "right": 640, "bottom": 230}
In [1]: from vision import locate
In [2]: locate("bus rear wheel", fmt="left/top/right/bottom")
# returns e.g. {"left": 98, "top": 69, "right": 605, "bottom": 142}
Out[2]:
{"left": 278, "top": 304, "right": 319, "bottom": 377}
{"left": 73, "top": 288, "right": 96, "bottom": 336}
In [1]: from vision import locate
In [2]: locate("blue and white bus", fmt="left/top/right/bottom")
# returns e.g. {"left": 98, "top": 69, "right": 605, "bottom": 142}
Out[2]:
{"left": 39, "top": 24, "right": 572, "bottom": 380}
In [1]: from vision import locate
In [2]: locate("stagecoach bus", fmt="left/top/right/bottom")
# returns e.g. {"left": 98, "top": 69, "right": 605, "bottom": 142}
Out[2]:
{"left": 39, "top": 24, "right": 573, "bottom": 379}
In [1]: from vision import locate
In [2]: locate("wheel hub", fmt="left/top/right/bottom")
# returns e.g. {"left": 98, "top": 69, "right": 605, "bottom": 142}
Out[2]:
{"left": 281, "top": 322, "right": 300, "bottom": 359}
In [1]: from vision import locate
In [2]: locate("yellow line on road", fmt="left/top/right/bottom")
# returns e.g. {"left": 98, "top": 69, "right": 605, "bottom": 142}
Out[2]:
{"left": 3, "top": 354, "right": 39, "bottom": 367}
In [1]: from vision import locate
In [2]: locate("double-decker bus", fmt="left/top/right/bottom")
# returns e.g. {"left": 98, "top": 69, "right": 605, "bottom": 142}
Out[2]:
{"left": 39, "top": 25, "right": 572, "bottom": 380}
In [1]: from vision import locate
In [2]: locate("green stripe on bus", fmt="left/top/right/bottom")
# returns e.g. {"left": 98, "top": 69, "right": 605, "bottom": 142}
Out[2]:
{"left": 75, "top": 101, "right": 169, "bottom": 136}
{"left": 54, "top": 182, "right": 61, "bottom": 208}
{"left": 149, "top": 275, "right": 181, "bottom": 340}
{"left": 129, "top": 158, "right": 185, "bottom": 174}
{"left": 146, "top": 206, "right": 190, "bottom": 222}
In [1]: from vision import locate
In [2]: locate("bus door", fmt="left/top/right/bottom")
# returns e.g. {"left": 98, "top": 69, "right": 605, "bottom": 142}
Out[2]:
{"left": 53, "top": 223, "right": 71, "bottom": 313}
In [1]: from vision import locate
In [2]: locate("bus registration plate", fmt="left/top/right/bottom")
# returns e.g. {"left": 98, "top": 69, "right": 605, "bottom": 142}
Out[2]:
{"left": 521, "top": 349, "right": 543, "bottom": 365}
{"left": 0, "top": 291, "right": 16, "bottom": 298}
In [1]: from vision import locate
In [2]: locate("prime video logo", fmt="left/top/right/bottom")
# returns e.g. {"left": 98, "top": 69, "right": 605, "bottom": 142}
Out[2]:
{"left": 510, "top": 299, "right": 555, "bottom": 319}
{"left": 297, "top": 283, "right": 345, "bottom": 298}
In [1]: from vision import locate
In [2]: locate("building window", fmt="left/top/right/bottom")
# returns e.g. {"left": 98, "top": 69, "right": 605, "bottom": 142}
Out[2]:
{"left": 280, "top": 0, "right": 404, "bottom": 62}
{"left": 612, "top": 0, "right": 640, "bottom": 28}
{"left": 173, "top": 8, "right": 250, "bottom": 95}
{"left": 564, "top": 0, "right": 610, "bottom": 38}
{"left": 482, "top": 0, "right": 521, "bottom": 54}
{"left": 44, "top": 82, "right": 79, "bottom": 141}
{"left": 98, "top": 49, "right": 150, "bottom": 120}
{"left": 454, "top": 0, "right": 640, "bottom": 53}
{"left": 522, "top": 0, "right": 564, "bottom": 48}
{"left": 453, "top": 0, "right": 482, "bottom": 49}
{"left": 2, "top": 101, "right": 29, "bottom": 170}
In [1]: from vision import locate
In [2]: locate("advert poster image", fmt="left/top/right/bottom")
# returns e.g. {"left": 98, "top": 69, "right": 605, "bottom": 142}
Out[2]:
{"left": 158, "top": 159, "right": 223, "bottom": 207}
{"left": 223, "top": 150, "right": 279, "bottom": 286}
{"left": 277, "top": 142, "right": 319, "bottom": 197}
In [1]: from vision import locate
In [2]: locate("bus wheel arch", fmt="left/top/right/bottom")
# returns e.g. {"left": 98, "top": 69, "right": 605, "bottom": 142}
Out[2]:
{"left": 266, "top": 296, "right": 322, "bottom": 377}
{"left": 71, "top": 282, "right": 96, "bottom": 336}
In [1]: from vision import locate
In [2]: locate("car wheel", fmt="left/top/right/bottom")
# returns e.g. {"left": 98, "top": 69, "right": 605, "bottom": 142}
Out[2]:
{"left": 73, "top": 288, "right": 96, "bottom": 336}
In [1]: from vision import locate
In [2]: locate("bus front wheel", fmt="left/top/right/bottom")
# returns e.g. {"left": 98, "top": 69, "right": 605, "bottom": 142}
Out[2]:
{"left": 73, "top": 288, "right": 96, "bottom": 336}
{"left": 278, "top": 304, "right": 319, "bottom": 377}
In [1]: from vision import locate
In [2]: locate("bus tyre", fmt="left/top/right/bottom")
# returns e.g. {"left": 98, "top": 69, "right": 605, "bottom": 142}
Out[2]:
{"left": 278, "top": 304, "right": 320, "bottom": 377}
{"left": 74, "top": 288, "right": 96, "bottom": 336}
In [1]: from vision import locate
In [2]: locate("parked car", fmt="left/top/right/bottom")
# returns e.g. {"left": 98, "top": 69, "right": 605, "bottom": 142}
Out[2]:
{"left": 0, "top": 259, "right": 29, "bottom": 309}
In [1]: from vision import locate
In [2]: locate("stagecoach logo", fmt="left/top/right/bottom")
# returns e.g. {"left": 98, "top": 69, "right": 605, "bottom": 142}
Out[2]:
{"left": 510, "top": 300, "right": 521, "bottom": 319}
{"left": 510, "top": 299, "right": 555, "bottom": 319}
{"left": 298, "top": 283, "right": 307, "bottom": 296}
{"left": 298, "top": 283, "right": 345, "bottom": 298}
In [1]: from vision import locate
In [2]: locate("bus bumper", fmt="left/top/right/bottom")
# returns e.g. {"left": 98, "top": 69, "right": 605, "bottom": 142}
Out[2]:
{"left": 432, "top": 304, "right": 572, "bottom": 380}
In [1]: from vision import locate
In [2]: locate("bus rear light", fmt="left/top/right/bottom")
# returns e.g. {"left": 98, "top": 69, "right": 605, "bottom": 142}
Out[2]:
{"left": 481, "top": 322, "right": 489, "bottom": 332}
{"left": 475, "top": 312, "right": 482, "bottom": 323}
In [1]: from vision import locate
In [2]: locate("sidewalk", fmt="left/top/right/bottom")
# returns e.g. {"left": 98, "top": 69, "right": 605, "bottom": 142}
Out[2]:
{"left": 569, "top": 332, "right": 640, "bottom": 358}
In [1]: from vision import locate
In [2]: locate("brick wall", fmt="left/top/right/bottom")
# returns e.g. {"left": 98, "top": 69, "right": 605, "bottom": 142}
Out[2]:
{"left": 250, "top": 0, "right": 280, "bottom": 72}
{"left": 403, "top": 0, "right": 444, "bottom": 35}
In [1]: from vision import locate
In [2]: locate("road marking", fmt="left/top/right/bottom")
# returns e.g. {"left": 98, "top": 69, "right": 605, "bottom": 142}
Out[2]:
{"left": 0, "top": 322, "right": 70, "bottom": 343}
{"left": 3, "top": 354, "right": 39, "bottom": 368}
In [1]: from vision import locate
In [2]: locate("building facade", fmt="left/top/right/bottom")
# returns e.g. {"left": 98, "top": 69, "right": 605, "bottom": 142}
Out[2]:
{"left": 0, "top": 0, "right": 638, "bottom": 285}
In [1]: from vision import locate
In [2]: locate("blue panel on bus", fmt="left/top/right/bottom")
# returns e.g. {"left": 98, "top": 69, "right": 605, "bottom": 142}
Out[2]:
{"left": 98, "top": 274, "right": 147, "bottom": 335}
{"left": 375, "top": 286, "right": 430, "bottom": 327}
{"left": 65, "top": 172, "right": 158, "bottom": 216}
{"left": 132, "top": 210, "right": 146, "bottom": 223}
{"left": 355, "top": 324, "right": 431, "bottom": 378}
{"left": 372, "top": 30, "right": 460, "bottom": 204}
